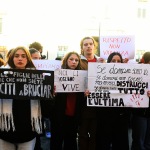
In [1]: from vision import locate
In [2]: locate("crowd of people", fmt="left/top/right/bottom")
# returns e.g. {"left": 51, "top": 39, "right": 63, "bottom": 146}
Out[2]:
{"left": 0, "top": 38, "right": 150, "bottom": 150}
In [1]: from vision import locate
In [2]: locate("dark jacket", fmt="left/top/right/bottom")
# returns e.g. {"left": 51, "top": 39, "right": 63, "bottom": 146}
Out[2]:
{"left": 0, "top": 99, "right": 37, "bottom": 143}
{"left": 132, "top": 98, "right": 150, "bottom": 118}
{"left": 0, "top": 99, "right": 54, "bottom": 143}
{"left": 80, "top": 54, "right": 100, "bottom": 120}
{"left": 51, "top": 92, "right": 84, "bottom": 125}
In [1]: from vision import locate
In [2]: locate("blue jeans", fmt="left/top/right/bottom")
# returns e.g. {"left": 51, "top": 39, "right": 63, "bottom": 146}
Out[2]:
{"left": 132, "top": 115, "right": 150, "bottom": 150}
{"left": 0, "top": 138, "right": 36, "bottom": 150}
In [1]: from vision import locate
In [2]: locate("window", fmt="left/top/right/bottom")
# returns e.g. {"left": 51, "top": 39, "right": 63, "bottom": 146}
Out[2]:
{"left": 137, "top": 8, "right": 146, "bottom": 18}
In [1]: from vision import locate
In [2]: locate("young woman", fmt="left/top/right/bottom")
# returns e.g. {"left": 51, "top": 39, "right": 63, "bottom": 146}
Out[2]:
{"left": 131, "top": 52, "right": 150, "bottom": 150}
{"left": 96, "top": 52, "right": 130, "bottom": 150}
{"left": 0, "top": 46, "right": 46, "bottom": 150}
{"left": 50, "top": 51, "right": 85, "bottom": 150}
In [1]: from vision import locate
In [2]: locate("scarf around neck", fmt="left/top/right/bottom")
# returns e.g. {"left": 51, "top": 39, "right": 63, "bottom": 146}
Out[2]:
{"left": 0, "top": 99, "right": 42, "bottom": 134}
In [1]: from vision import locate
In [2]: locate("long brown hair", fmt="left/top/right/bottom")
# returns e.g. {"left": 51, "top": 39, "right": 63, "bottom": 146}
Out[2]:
{"left": 0, "top": 58, "right": 5, "bottom": 67}
{"left": 61, "top": 51, "right": 81, "bottom": 70}
{"left": 142, "top": 52, "right": 150, "bottom": 64}
{"left": 80, "top": 59, "right": 88, "bottom": 70}
{"left": 107, "top": 52, "right": 123, "bottom": 63}
{"left": 7, "top": 46, "right": 36, "bottom": 69}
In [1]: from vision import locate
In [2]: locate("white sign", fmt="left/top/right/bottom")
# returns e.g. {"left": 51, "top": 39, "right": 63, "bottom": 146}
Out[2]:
{"left": 87, "top": 62, "right": 150, "bottom": 108}
{"left": 100, "top": 35, "right": 135, "bottom": 59}
{"left": 54, "top": 69, "right": 88, "bottom": 92}
{"left": 33, "top": 60, "right": 61, "bottom": 71}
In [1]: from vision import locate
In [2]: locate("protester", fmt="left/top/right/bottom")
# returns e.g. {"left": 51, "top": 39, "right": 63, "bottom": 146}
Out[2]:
{"left": 0, "top": 49, "right": 14, "bottom": 68}
{"left": 6, "top": 49, "right": 14, "bottom": 59}
{"left": 29, "top": 48, "right": 42, "bottom": 150}
{"left": 0, "top": 58, "right": 5, "bottom": 67}
{"left": 96, "top": 52, "right": 130, "bottom": 150}
{"left": 0, "top": 46, "right": 51, "bottom": 150}
{"left": 78, "top": 36, "right": 104, "bottom": 150}
{"left": 50, "top": 51, "right": 85, "bottom": 150}
{"left": 29, "top": 47, "right": 52, "bottom": 150}
{"left": 131, "top": 51, "right": 150, "bottom": 150}
{"left": 29, "top": 42, "right": 46, "bottom": 59}
{"left": 29, "top": 48, "right": 41, "bottom": 60}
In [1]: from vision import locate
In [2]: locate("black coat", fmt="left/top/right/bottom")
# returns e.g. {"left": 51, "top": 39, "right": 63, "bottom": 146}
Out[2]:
{"left": 51, "top": 92, "right": 84, "bottom": 125}
{"left": 0, "top": 99, "right": 54, "bottom": 143}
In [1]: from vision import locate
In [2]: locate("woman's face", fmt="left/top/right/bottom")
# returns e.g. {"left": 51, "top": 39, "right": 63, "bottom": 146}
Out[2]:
{"left": 13, "top": 49, "right": 27, "bottom": 69}
{"left": 110, "top": 55, "right": 121, "bottom": 63}
{"left": 67, "top": 54, "right": 79, "bottom": 69}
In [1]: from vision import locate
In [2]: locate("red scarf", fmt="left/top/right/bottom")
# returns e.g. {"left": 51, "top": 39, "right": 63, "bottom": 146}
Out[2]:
{"left": 65, "top": 93, "right": 76, "bottom": 116}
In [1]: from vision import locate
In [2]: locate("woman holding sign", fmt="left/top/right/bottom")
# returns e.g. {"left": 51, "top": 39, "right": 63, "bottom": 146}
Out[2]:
{"left": 50, "top": 51, "right": 85, "bottom": 150}
{"left": 132, "top": 52, "right": 150, "bottom": 150}
{"left": 0, "top": 46, "right": 48, "bottom": 150}
{"left": 96, "top": 52, "right": 130, "bottom": 150}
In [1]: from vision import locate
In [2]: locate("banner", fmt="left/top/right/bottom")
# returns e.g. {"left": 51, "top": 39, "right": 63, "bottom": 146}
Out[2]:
{"left": 33, "top": 59, "right": 61, "bottom": 71}
{"left": 100, "top": 35, "right": 135, "bottom": 59}
{"left": 87, "top": 63, "right": 150, "bottom": 107}
{"left": 0, "top": 68, "right": 54, "bottom": 100}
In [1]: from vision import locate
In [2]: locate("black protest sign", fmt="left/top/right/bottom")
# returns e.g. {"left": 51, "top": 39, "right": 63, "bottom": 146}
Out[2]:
{"left": 0, "top": 68, "right": 54, "bottom": 100}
